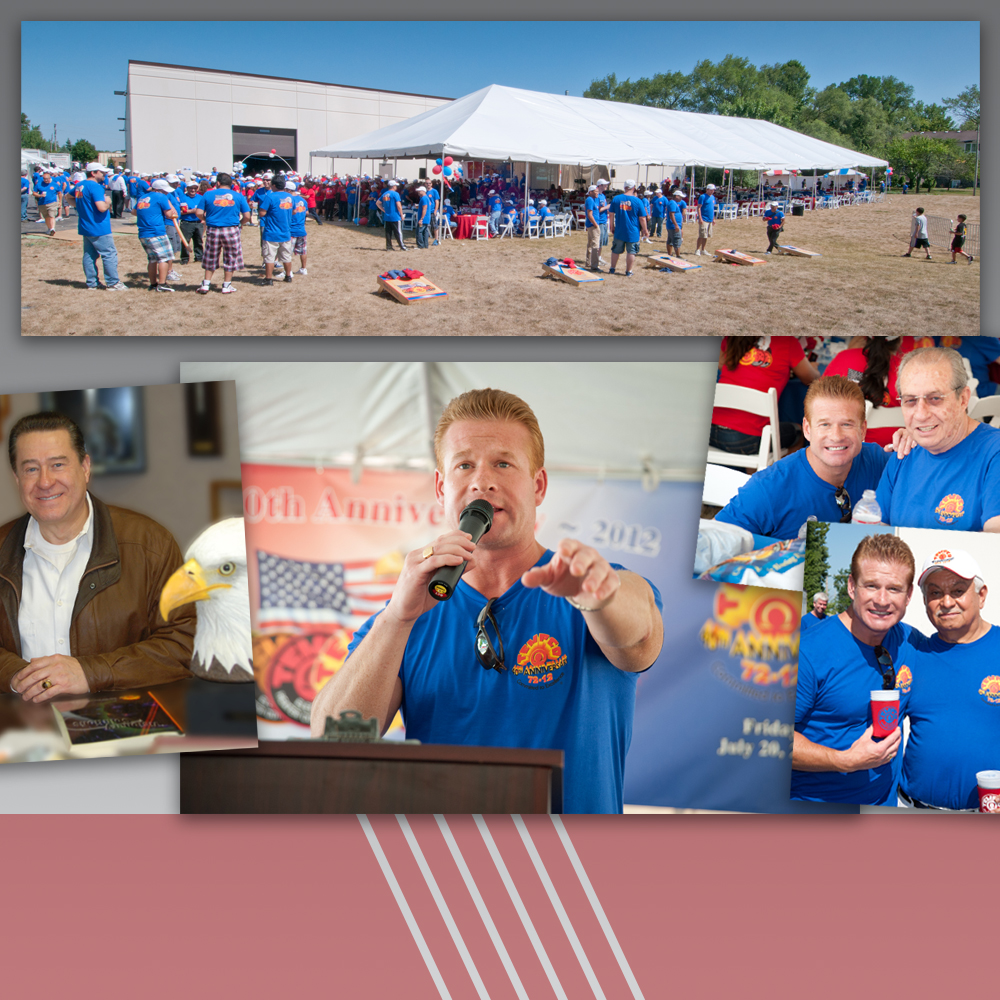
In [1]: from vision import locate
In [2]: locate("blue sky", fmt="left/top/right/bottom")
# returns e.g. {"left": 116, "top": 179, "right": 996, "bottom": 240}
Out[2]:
{"left": 22, "top": 21, "right": 979, "bottom": 151}
{"left": 823, "top": 522, "right": 896, "bottom": 594}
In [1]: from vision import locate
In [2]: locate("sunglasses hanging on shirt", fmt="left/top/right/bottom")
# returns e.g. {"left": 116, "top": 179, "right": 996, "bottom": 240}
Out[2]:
{"left": 834, "top": 486, "right": 852, "bottom": 524}
{"left": 475, "top": 597, "right": 505, "bottom": 673}
{"left": 874, "top": 644, "right": 896, "bottom": 691}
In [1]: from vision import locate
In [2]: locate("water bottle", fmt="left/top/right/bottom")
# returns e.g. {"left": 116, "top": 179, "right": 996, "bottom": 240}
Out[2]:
{"left": 852, "top": 490, "right": 882, "bottom": 525}
{"left": 798, "top": 515, "right": 818, "bottom": 539}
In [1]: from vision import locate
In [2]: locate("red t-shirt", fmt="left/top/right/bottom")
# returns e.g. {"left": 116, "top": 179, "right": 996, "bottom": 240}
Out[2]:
{"left": 824, "top": 347, "right": 903, "bottom": 447}
{"left": 712, "top": 336, "right": 806, "bottom": 435}
{"left": 303, "top": 186, "right": 317, "bottom": 208}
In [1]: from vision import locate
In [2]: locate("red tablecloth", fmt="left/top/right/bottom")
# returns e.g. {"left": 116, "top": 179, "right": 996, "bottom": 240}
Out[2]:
{"left": 453, "top": 214, "right": 489, "bottom": 240}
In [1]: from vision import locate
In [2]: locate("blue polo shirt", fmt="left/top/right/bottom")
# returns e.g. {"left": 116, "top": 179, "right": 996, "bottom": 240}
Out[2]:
{"left": 699, "top": 194, "right": 717, "bottom": 222}
{"left": 609, "top": 193, "right": 646, "bottom": 243}
{"left": 875, "top": 423, "right": 1000, "bottom": 531}
{"left": 178, "top": 192, "right": 205, "bottom": 224}
{"left": 715, "top": 443, "right": 890, "bottom": 540}
{"left": 668, "top": 197, "right": 686, "bottom": 229}
{"left": 202, "top": 187, "right": 249, "bottom": 227}
{"left": 597, "top": 192, "right": 608, "bottom": 223}
{"left": 764, "top": 208, "right": 784, "bottom": 228}
{"left": 584, "top": 195, "right": 600, "bottom": 228}
{"left": 418, "top": 194, "right": 432, "bottom": 224}
{"left": 36, "top": 179, "right": 61, "bottom": 205}
{"left": 72, "top": 179, "right": 112, "bottom": 238}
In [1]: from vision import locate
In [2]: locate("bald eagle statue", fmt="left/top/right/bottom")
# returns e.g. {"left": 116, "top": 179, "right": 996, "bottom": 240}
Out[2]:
{"left": 160, "top": 517, "right": 253, "bottom": 682}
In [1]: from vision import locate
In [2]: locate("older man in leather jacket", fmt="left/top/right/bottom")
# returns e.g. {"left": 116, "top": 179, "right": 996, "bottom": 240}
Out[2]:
{"left": 0, "top": 412, "right": 196, "bottom": 703}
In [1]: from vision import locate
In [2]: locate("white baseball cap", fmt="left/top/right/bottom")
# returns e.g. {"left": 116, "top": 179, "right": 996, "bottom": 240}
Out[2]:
{"left": 285, "top": 181, "right": 297, "bottom": 191}
{"left": 85, "top": 162, "right": 105, "bottom": 173}
{"left": 151, "top": 179, "right": 171, "bottom": 192}
{"left": 706, "top": 183, "right": 716, "bottom": 190}
{"left": 388, "top": 179, "right": 398, "bottom": 187}
{"left": 624, "top": 179, "right": 636, "bottom": 190}
{"left": 488, "top": 189, "right": 495, "bottom": 195}
{"left": 416, "top": 185, "right": 426, "bottom": 192}
{"left": 596, "top": 178, "right": 609, "bottom": 186}
{"left": 918, "top": 548, "right": 984, "bottom": 588}
{"left": 587, "top": 184, "right": 598, "bottom": 192}
{"left": 538, "top": 199, "right": 547, "bottom": 206}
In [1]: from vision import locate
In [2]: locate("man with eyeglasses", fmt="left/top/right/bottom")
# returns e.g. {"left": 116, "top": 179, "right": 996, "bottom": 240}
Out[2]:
{"left": 876, "top": 347, "right": 1000, "bottom": 533}
{"left": 898, "top": 548, "right": 1000, "bottom": 810}
{"left": 714, "top": 376, "right": 891, "bottom": 540}
{"left": 310, "top": 388, "right": 664, "bottom": 813}
{"left": 791, "top": 533, "right": 920, "bottom": 804}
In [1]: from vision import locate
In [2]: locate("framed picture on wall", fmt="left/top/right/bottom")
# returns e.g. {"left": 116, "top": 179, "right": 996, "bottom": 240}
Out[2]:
{"left": 39, "top": 386, "right": 146, "bottom": 475}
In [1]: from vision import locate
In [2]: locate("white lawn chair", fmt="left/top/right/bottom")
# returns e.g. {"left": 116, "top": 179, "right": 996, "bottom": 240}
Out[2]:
{"left": 525, "top": 216, "right": 541, "bottom": 239}
{"left": 496, "top": 214, "right": 515, "bottom": 239}
{"left": 970, "top": 395, "right": 1000, "bottom": 423}
{"left": 864, "top": 400, "right": 906, "bottom": 433}
{"left": 541, "top": 216, "right": 554, "bottom": 238}
{"left": 437, "top": 212, "right": 454, "bottom": 240}
{"left": 472, "top": 216, "right": 489, "bottom": 240}
{"left": 706, "top": 384, "right": 784, "bottom": 473}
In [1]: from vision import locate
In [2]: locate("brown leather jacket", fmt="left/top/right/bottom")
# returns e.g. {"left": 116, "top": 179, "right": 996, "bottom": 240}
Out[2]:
{"left": 0, "top": 495, "right": 196, "bottom": 692}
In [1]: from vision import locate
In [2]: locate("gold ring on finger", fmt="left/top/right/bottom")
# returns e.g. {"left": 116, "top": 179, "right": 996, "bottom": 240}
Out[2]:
{"left": 41, "top": 680, "right": 53, "bottom": 690}
{"left": 422, "top": 545, "right": 434, "bottom": 560}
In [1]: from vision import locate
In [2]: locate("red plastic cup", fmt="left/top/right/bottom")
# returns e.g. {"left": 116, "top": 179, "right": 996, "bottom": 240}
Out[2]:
{"left": 976, "top": 770, "right": 1000, "bottom": 814}
{"left": 870, "top": 690, "right": 900, "bottom": 738}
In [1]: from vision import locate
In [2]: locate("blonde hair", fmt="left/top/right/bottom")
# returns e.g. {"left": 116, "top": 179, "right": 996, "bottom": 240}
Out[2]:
{"left": 804, "top": 375, "right": 866, "bottom": 425}
{"left": 434, "top": 388, "right": 544, "bottom": 473}
{"left": 850, "top": 534, "right": 915, "bottom": 589}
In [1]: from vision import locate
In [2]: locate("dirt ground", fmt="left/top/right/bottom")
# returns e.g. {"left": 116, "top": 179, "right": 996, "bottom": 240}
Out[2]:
{"left": 20, "top": 193, "right": 979, "bottom": 337}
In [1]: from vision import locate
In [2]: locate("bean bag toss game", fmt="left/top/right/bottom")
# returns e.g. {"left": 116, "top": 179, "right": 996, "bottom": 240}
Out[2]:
{"left": 377, "top": 269, "right": 448, "bottom": 304}
{"left": 714, "top": 249, "right": 767, "bottom": 265}
{"left": 644, "top": 254, "right": 702, "bottom": 272}
{"left": 776, "top": 245, "right": 822, "bottom": 257}
{"left": 541, "top": 258, "right": 603, "bottom": 287}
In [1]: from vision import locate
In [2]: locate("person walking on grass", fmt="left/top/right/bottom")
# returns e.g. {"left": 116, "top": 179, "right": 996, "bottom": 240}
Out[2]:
{"left": 197, "top": 172, "right": 250, "bottom": 295}
{"left": 903, "top": 207, "right": 932, "bottom": 260}
{"left": 950, "top": 215, "right": 974, "bottom": 264}
{"left": 607, "top": 179, "right": 647, "bottom": 278}
{"left": 72, "top": 163, "right": 127, "bottom": 291}
{"left": 763, "top": 201, "right": 784, "bottom": 254}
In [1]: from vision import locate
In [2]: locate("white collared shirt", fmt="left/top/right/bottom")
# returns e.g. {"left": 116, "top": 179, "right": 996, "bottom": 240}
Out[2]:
{"left": 18, "top": 493, "right": 95, "bottom": 661}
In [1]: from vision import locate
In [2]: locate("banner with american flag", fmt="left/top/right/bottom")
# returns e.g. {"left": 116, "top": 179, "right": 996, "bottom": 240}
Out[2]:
{"left": 241, "top": 464, "right": 438, "bottom": 737}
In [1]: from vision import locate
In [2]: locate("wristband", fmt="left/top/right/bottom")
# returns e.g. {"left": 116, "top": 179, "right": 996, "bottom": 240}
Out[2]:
{"left": 565, "top": 594, "right": 607, "bottom": 613}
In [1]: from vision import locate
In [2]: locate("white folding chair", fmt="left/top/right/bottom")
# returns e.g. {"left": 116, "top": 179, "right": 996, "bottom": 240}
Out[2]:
{"left": 702, "top": 464, "right": 751, "bottom": 507}
{"left": 541, "top": 217, "right": 554, "bottom": 238}
{"left": 864, "top": 400, "right": 906, "bottom": 432}
{"left": 575, "top": 209, "right": 587, "bottom": 230}
{"left": 970, "top": 395, "right": 1000, "bottom": 423}
{"left": 496, "top": 214, "right": 515, "bottom": 239}
{"left": 472, "top": 216, "right": 489, "bottom": 240}
{"left": 705, "top": 384, "right": 784, "bottom": 473}
{"left": 526, "top": 215, "right": 541, "bottom": 239}
{"left": 437, "top": 212, "right": 453, "bottom": 240}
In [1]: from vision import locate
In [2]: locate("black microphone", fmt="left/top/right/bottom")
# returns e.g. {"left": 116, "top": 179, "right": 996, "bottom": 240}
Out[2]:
{"left": 427, "top": 499, "right": 494, "bottom": 601}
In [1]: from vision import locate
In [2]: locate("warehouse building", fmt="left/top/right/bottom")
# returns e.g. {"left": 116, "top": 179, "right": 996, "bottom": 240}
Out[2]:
{"left": 124, "top": 60, "right": 452, "bottom": 177}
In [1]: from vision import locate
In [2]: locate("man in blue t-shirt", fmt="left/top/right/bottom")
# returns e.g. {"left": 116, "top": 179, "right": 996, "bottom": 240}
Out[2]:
{"left": 135, "top": 178, "right": 182, "bottom": 291}
{"left": 415, "top": 185, "right": 432, "bottom": 249}
{"left": 487, "top": 188, "right": 502, "bottom": 236}
{"left": 310, "top": 388, "right": 665, "bottom": 813}
{"left": 35, "top": 170, "right": 62, "bottom": 235}
{"left": 666, "top": 189, "right": 686, "bottom": 256}
{"left": 287, "top": 183, "right": 310, "bottom": 275}
{"left": 876, "top": 347, "right": 1000, "bottom": 533}
{"left": 584, "top": 184, "right": 601, "bottom": 271}
{"left": 380, "top": 179, "right": 407, "bottom": 251}
{"left": 900, "top": 548, "right": 1000, "bottom": 810}
{"left": 608, "top": 180, "right": 648, "bottom": 278}
{"left": 792, "top": 533, "right": 919, "bottom": 805}
{"left": 596, "top": 178, "right": 610, "bottom": 253}
{"left": 696, "top": 183, "right": 718, "bottom": 256}
{"left": 716, "top": 376, "right": 890, "bottom": 540}
{"left": 799, "top": 592, "right": 829, "bottom": 632}
{"left": 257, "top": 175, "right": 295, "bottom": 285}
{"left": 177, "top": 178, "right": 206, "bottom": 266}
{"left": 763, "top": 202, "right": 784, "bottom": 254}
{"left": 20, "top": 169, "right": 30, "bottom": 221}
{"left": 197, "top": 173, "right": 250, "bottom": 295}
{"left": 73, "top": 162, "right": 127, "bottom": 291}
{"left": 647, "top": 186, "right": 666, "bottom": 239}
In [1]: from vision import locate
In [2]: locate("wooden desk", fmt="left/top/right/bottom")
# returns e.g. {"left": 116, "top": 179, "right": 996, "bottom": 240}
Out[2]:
{"left": 180, "top": 740, "right": 563, "bottom": 814}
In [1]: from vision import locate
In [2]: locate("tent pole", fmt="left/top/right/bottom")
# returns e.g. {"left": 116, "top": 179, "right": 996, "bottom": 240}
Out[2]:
{"left": 523, "top": 161, "right": 529, "bottom": 237}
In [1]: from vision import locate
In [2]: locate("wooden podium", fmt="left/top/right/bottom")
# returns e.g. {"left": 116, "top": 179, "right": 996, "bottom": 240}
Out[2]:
{"left": 179, "top": 740, "right": 564, "bottom": 814}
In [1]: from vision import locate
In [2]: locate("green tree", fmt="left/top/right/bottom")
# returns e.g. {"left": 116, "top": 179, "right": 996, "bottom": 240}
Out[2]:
{"left": 838, "top": 74, "right": 914, "bottom": 115}
{"left": 905, "top": 101, "right": 956, "bottom": 132}
{"left": 688, "top": 55, "right": 760, "bottom": 113}
{"left": 70, "top": 138, "right": 98, "bottom": 164}
{"left": 802, "top": 521, "right": 830, "bottom": 610}
{"left": 830, "top": 567, "right": 852, "bottom": 616}
{"left": 942, "top": 84, "right": 979, "bottom": 129}
{"left": 885, "top": 135, "right": 957, "bottom": 192}
{"left": 21, "top": 112, "right": 50, "bottom": 151}
{"left": 718, "top": 93, "right": 792, "bottom": 127}
{"left": 760, "top": 59, "right": 811, "bottom": 106}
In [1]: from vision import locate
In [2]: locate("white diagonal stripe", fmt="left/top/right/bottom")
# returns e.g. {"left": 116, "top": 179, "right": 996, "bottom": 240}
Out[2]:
{"left": 474, "top": 814, "right": 568, "bottom": 1000}
{"left": 398, "top": 815, "right": 491, "bottom": 1000}
{"left": 512, "top": 814, "right": 606, "bottom": 1000}
{"left": 435, "top": 815, "right": 530, "bottom": 1000}
{"left": 551, "top": 815, "right": 645, "bottom": 1000}
{"left": 358, "top": 815, "right": 452, "bottom": 1000}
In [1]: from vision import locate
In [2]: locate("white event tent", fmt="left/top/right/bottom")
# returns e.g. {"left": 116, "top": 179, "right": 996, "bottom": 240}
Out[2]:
{"left": 309, "top": 83, "right": 889, "bottom": 173}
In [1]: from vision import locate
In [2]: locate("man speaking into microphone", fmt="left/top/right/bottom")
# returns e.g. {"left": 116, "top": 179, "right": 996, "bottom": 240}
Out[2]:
{"left": 310, "top": 388, "right": 664, "bottom": 813}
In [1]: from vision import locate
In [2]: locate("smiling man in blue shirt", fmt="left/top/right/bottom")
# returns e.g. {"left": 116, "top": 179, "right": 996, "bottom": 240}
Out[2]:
{"left": 73, "top": 163, "right": 128, "bottom": 291}
{"left": 696, "top": 183, "right": 718, "bottom": 256}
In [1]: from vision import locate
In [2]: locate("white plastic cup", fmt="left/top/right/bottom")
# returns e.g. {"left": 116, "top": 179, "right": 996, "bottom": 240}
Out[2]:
{"left": 976, "top": 770, "right": 1000, "bottom": 813}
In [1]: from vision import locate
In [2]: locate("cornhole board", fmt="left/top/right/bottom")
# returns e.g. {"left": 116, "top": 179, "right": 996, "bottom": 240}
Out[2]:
{"left": 777, "top": 245, "right": 822, "bottom": 257}
{"left": 542, "top": 262, "right": 603, "bottom": 286}
{"left": 644, "top": 254, "right": 702, "bottom": 272}
{"left": 377, "top": 274, "right": 448, "bottom": 304}
{"left": 714, "top": 249, "right": 767, "bottom": 265}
